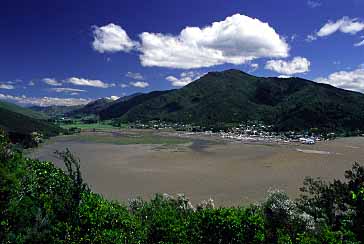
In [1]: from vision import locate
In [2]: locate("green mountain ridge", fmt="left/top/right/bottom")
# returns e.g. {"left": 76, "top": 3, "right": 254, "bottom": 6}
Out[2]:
{"left": 99, "top": 91, "right": 173, "bottom": 120}
{"left": 0, "top": 100, "right": 62, "bottom": 146}
{"left": 102, "top": 69, "right": 364, "bottom": 132}
{"left": 0, "top": 107, "right": 61, "bottom": 137}
{"left": 66, "top": 98, "right": 115, "bottom": 117}
{"left": 63, "top": 93, "right": 146, "bottom": 118}
{"left": 0, "top": 100, "right": 49, "bottom": 120}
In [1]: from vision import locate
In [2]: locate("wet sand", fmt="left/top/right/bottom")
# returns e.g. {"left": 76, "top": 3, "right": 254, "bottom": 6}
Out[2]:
{"left": 28, "top": 132, "right": 364, "bottom": 206}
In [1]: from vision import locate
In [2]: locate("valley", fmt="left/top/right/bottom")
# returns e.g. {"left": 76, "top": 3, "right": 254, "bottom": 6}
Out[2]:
{"left": 28, "top": 128, "right": 364, "bottom": 206}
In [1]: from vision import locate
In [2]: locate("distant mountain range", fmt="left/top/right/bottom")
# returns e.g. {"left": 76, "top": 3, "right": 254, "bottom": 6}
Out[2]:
{"left": 25, "top": 69, "right": 364, "bottom": 132}
{"left": 30, "top": 105, "right": 82, "bottom": 118}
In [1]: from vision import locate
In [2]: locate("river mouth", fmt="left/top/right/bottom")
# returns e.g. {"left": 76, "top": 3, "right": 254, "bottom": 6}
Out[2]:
{"left": 27, "top": 129, "right": 364, "bottom": 206}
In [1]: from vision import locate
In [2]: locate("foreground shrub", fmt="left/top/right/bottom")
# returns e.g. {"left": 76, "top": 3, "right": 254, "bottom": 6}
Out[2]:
{"left": 130, "top": 194, "right": 192, "bottom": 244}
{"left": 75, "top": 192, "right": 145, "bottom": 244}
{"left": 189, "top": 206, "right": 265, "bottom": 244}
{"left": 298, "top": 162, "right": 364, "bottom": 243}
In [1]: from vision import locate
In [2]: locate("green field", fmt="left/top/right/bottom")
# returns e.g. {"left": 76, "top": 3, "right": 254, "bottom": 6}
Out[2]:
{"left": 59, "top": 121, "right": 127, "bottom": 130}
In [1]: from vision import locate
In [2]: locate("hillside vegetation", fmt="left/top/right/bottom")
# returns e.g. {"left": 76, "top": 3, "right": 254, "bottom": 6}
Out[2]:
{"left": 63, "top": 93, "right": 145, "bottom": 118}
{"left": 118, "top": 70, "right": 364, "bottom": 132}
{"left": 0, "top": 100, "right": 48, "bottom": 120}
{"left": 1, "top": 131, "right": 363, "bottom": 243}
{"left": 30, "top": 105, "right": 82, "bottom": 118}
{"left": 0, "top": 102, "right": 62, "bottom": 147}
{"left": 66, "top": 98, "right": 115, "bottom": 117}
{"left": 99, "top": 91, "right": 172, "bottom": 120}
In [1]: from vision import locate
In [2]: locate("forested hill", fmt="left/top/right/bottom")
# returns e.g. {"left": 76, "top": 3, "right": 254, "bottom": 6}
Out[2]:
{"left": 0, "top": 100, "right": 48, "bottom": 120}
{"left": 106, "top": 69, "right": 364, "bottom": 132}
{"left": 0, "top": 101, "right": 62, "bottom": 146}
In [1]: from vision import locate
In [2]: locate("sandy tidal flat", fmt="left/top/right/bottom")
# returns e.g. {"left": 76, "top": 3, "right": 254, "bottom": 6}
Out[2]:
{"left": 29, "top": 132, "right": 364, "bottom": 206}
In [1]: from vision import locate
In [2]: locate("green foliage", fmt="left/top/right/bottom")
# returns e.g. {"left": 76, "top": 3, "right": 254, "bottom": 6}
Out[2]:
{"left": 131, "top": 194, "right": 191, "bottom": 244}
{"left": 189, "top": 206, "right": 265, "bottom": 244}
{"left": 76, "top": 192, "right": 145, "bottom": 243}
{"left": 298, "top": 162, "right": 364, "bottom": 243}
{"left": 0, "top": 100, "right": 48, "bottom": 120}
{"left": 0, "top": 106, "right": 62, "bottom": 147}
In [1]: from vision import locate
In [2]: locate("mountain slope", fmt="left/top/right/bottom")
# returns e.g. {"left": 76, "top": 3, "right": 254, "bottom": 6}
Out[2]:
{"left": 117, "top": 93, "right": 144, "bottom": 103}
{"left": 0, "top": 100, "right": 48, "bottom": 120}
{"left": 30, "top": 105, "right": 83, "bottom": 118}
{"left": 99, "top": 91, "right": 172, "bottom": 120}
{"left": 0, "top": 108, "right": 60, "bottom": 136}
{"left": 66, "top": 98, "right": 115, "bottom": 117}
{"left": 112, "top": 69, "right": 364, "bottom": 132}
{"left": 65, "top": 94, "right": 145, "bottom": 118}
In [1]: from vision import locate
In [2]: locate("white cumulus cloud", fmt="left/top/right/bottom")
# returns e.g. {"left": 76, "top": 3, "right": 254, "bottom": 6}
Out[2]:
{"left": 126, "top": 72, "right": 144, "bottom": 80}
{"left": 354, "top": 39, "right": 364, "bottom": 47}
{"left": 249, "top": 63, "right": 259, "bottom": 72}
{"left": 43, "top": 78, "right": 62, "bottom": 86}
{"left": 92, "top": 14, "right": 290, "bottom": 69}
{"left": 307, "top": 0, "right": 322, "bottom": 8}
{"left": 51, "top": 88, "right": 87, "bottom": 93}
{"left": 107, "top": 96, "right": 120, "bottom": 101}
{"left": 317, "top": 17, "right": 364, "bottom": 37}
{"left": 306, "top": 34, "right": 317, "bottom": 42}
{"left": 315, "top": 68, "right": 364, "bottom": 93}
{"left": 265, "top": 57, "right": 311, "bottom": 75}
{"left": 66, "top": 77, "right": 114, "bottom": 88}
{"left": 0, "top": 83, "right": 15, "bottom": 90}
{"left": 129, "top": 81, "right": 149, "bottom": 88}
{"left": 139, "top": 14, "right": 289, "bottom": 69}
{"left": 92, "top": 23, "right": 136, "bottom": 53}
{"left": 166, "top": 71, "right": 204, "bottom": 87}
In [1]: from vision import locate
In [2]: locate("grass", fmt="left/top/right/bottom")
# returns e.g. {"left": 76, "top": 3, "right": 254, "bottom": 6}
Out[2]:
{"left": 59, "top": 121, "right": 127, "bottom": 130}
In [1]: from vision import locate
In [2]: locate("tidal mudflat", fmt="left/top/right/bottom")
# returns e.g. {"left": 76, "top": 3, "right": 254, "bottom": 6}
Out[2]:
{"left": 28, "top": 130, "right": 364, "bottom": 206}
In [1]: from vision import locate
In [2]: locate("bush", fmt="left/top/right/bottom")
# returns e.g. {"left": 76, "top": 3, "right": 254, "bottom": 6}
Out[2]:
{"left": 189, "top": 206, "right": 265, "bottom": 244}
{"left": 130, "top": 194, "right": 192, "bottom": 244}
{"left": 76, "top": 192, "right": 145, "bottom": 244}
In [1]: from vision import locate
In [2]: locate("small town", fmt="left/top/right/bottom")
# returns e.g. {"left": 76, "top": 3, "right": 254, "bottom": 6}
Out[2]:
{"left": 124, "top": 120, "right": 341, "bottom": 145}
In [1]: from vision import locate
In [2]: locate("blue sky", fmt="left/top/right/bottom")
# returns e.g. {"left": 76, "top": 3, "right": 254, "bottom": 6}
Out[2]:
{"left": 0, "top": 0, "right": 363, "bottom": 106}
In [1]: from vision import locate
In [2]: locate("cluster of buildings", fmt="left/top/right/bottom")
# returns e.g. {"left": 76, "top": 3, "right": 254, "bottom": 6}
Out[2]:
{"left": 176, "top": 122, "right": 331, "bottom": 145}
{"left": 132, "top": 120, "right": 341, "bottom": 145}
{"left": 217, "top": 123, "right": 322, "bottom": 144}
